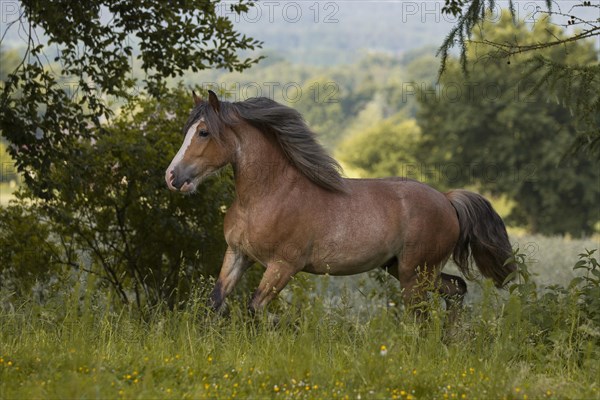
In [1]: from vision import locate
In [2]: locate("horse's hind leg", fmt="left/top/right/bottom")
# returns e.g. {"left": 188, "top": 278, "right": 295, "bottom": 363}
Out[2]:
{"left": 380, "top": 257, "right": 436, "bottom": 318}
{"left": 438, "top": 272, "right": 467, "bottom": 323}
{"left": 399, "top": 268, "right": 438, "bottom": 320}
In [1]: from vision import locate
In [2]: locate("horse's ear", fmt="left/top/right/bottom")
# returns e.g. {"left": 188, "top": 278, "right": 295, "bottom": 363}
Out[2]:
{"left": 192, "top": 90, "right": 202, "bottom": 106}
{"left": 208, "top": 90, "right": 220, "bottom": 113}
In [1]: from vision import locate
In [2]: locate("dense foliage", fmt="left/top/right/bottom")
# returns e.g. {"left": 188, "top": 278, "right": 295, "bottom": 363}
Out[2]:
{"left": 439, "top": 1, "right": 600, "bottom": 155}
{"left": 0, "top": 203, "right": 58, "bottom": 296}
{"left": 418, "top": 15, "right": 599, "bottom": 236}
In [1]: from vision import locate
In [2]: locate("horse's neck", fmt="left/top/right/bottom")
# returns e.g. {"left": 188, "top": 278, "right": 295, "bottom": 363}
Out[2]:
{"left": 232, "top": 125, "right": 304, "bottom": 205}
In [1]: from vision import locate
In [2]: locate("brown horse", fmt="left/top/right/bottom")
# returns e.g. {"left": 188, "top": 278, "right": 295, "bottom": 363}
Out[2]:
{"left": 165, "top": 91, "right": 515, "bottom": 316}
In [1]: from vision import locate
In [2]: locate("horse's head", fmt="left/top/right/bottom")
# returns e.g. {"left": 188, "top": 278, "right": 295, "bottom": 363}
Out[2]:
{"left": 165, "top": 90, "right": 234, "bottom": 193}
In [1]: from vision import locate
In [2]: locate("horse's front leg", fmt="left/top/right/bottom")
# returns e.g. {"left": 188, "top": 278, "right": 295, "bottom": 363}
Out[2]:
{"left": 249, "top": 261, "right": 296, "bottom": 314}
{"left": 209, "top": 246, "right": 253, "bottom": 312}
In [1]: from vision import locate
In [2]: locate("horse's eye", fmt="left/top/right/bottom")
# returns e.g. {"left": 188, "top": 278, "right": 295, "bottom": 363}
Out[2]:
{"left": 199, "top": 129, "right": 209, "bottom": 138}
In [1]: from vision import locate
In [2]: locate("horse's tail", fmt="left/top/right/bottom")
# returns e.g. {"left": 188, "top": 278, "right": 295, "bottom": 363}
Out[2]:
{"left": 446, "top": 190, "right": 516, "bottom": 287}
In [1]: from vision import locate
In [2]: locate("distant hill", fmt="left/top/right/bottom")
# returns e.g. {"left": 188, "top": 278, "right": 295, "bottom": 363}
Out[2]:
{"left": 231, "top": 1, "right": 455, "bottom": 65}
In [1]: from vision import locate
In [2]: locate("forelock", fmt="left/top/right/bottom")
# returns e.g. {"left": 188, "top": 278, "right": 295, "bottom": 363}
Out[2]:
{"left": 182, "top": 101, "right": 238, "bottom": 144}
{"left": 182, "top": 104, "right": 206, "bottom": 135}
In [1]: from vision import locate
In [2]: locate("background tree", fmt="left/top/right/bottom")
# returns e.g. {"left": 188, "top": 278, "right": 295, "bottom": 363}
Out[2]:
{"left": 337, "top": 117, "right": 423, "bottom": 180}
{"left": 440, "top": 0, "right": 600, "bottom": 156}
{"left": 419, "top": 15, "right": 599, "bottom": 236}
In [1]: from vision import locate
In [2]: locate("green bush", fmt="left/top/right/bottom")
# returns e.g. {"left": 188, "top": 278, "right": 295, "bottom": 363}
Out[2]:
{"left": 0, "top": 204, "right": 59, "bottom": 296}
{"left": 570, "top": 249, "right": 600, "bottom": 328}
{"left": 1, "top": 87, "right": 233, "bottom": 308}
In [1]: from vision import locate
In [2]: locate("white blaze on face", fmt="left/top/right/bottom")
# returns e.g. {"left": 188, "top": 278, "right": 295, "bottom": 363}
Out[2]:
{"left": 165, "top": 119, "right": 202, "bottom": 190}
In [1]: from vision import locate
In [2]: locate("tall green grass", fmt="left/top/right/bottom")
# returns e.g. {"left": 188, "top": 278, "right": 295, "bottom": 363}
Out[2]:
{"left": 1, "top": 262, "right": 599, "bottom": 400}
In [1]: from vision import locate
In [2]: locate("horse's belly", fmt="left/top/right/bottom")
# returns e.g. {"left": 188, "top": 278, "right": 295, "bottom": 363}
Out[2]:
{"left": 302, "top": 214, "right": 401, "bottom": 275}
{"left": 303, "top": 251, "right": 392, "bottom": 276}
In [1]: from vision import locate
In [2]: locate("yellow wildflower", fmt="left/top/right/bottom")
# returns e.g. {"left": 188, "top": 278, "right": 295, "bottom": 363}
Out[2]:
{"left": 380, "top": 345, "right": 388, "bottom": 356}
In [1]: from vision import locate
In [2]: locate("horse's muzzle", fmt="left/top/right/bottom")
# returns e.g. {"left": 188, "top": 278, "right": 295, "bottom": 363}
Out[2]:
{"left": 166, "top": 168, "right": 194, "bottom": 192}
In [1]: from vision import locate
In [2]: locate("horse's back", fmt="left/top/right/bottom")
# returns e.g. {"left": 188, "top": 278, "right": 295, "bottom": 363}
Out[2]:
{"left": 344, "top": 177, "right": 458, "bottom": 229}
{"left": 345, "top": 177, "right": 456, "bottom": 217}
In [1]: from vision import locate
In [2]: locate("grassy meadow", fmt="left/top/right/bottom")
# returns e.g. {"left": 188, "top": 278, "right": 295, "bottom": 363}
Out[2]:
{"left": 1, "top": 152, "right": 599, "bottom": 399}
{"left": 1, "top": 234, "right": 599, "bottom": 399}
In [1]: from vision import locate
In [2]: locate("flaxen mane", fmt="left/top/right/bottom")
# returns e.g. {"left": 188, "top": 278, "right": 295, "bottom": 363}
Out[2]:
{"left": 188, "top": 97, "right": 347, "bottom": 193}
